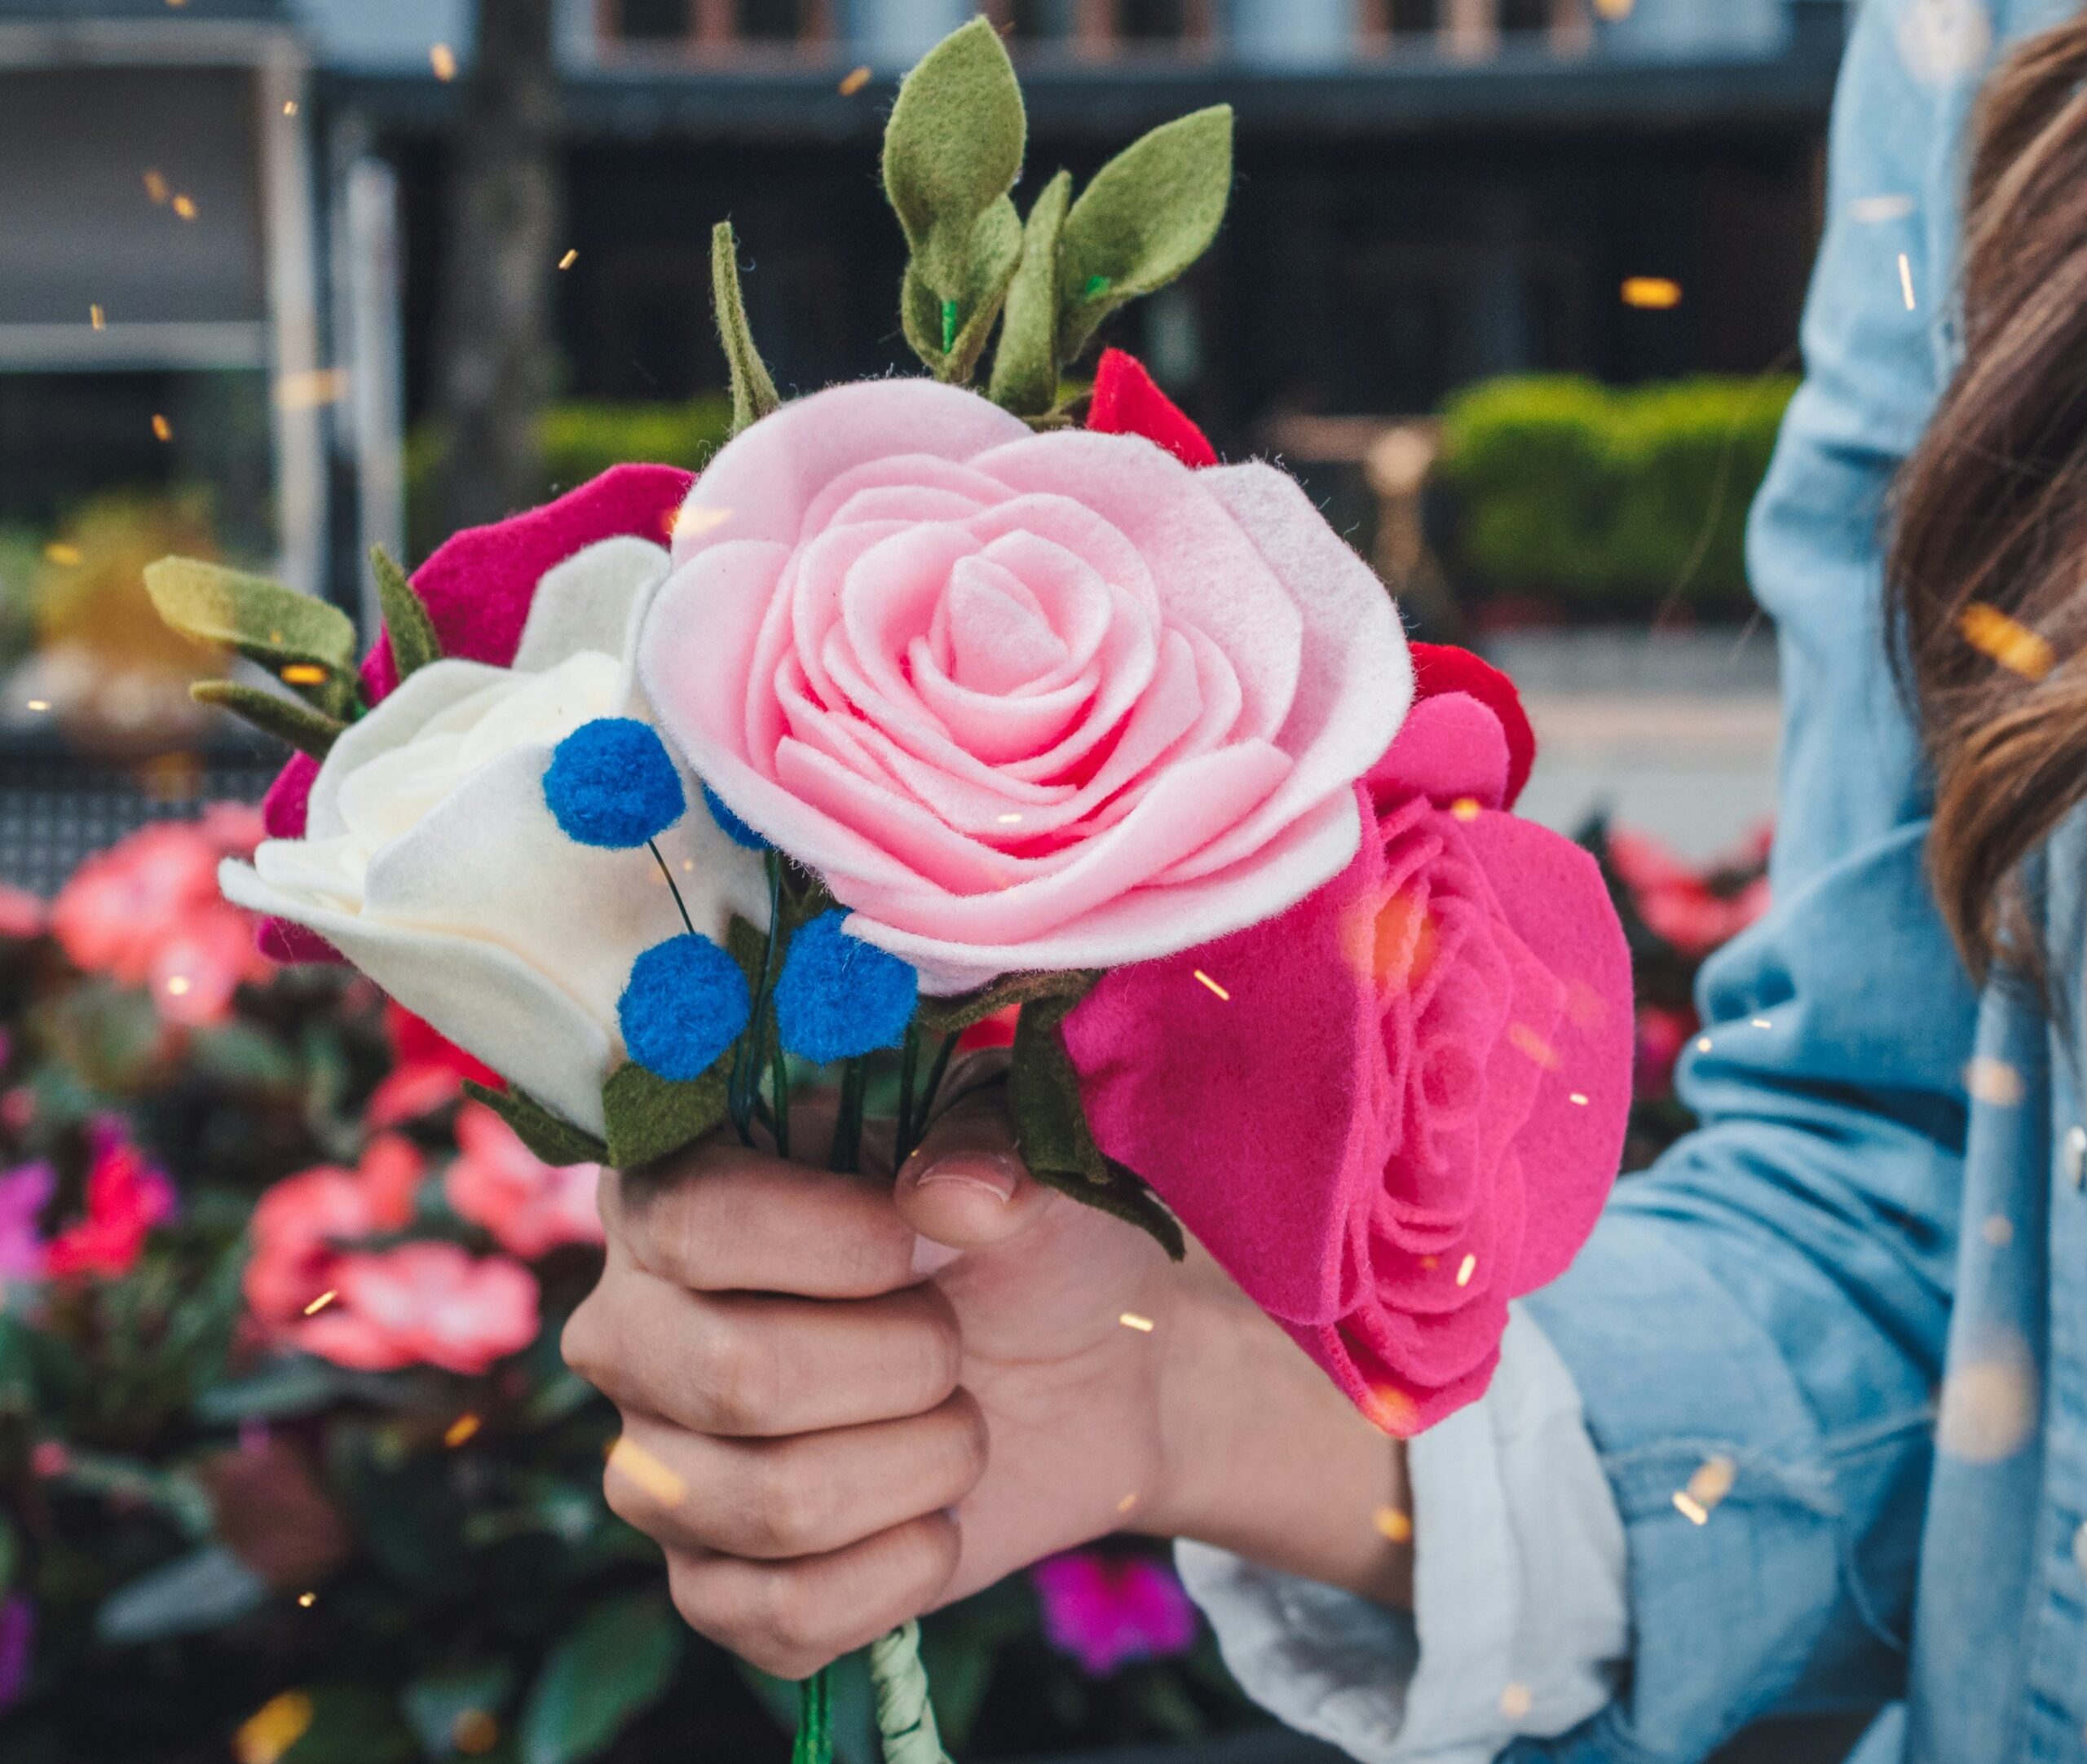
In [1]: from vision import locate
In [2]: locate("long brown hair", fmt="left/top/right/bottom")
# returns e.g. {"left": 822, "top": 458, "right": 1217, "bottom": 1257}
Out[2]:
{"left": 1892, "top": 17, "right": 2087, "bottom": 983}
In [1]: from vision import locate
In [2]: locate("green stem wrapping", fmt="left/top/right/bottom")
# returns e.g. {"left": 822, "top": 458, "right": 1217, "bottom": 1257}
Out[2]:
{"left": 920, "top": 1032, "right": 960, "bottom": 1131}
{"left": 791, "top": 1667, "right": 832, "bottom": 1764}
{"left": 829, "top": 1058, "right": 870, "bottom": 1175}
{"left": 869, "top": 1622, "right": 951, "bottom": 1764}
{"left": 895, "top": 1021, "right": 922, "bottom": 1164}
{"left": 770, "top": 1039, "right": 792, "bottom": 1161}
{"left": 730, "top": 854, "right": 787, "bottom": 1146}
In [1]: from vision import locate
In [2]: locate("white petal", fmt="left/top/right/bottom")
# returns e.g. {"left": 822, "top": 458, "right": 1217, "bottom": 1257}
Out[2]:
{"left": 512, "top": 536, "right": 668, "bottom": 673}
{"left": 306, "top": 659, "right": 506, "bottom": 840}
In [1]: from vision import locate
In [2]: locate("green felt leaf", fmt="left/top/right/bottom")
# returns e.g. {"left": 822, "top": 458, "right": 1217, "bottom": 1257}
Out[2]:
{"left": 899, "top": 197, "right": 1024, "bottom": 384}
{"left": 463, "top": 1080, "right": 608, "bottom": 1166}
{"left": 712, "top": 220, "right": 782, "bottom": 435}
{"left": 988, "top": 170, "right": 1072, "bottom": 417}
{"left": 1058, "top": 105, "right": 1233, "bottom": 364}
{"left": 601, "top": 1056, "right": 730, "bottom": 1170}
{"left": 883, "top": 18, "right": 1026, "bottom": 299}
{"left": 518, "top": 1592, "right": 682, "bottom": 1764}
{"left": 371, "top": 545, "right": 442, "bottom": 681}
{"left": 189, "top": 680, "right": 346, "bottom": 760}
{"left": 1008, "top": 993, "right": 1184, "bottom": 1259}
{"left": 144, "top": 554, "right": 359, "bottom": 714}
{"left": 915, "top": 967, "right": 1098, "bottom": 1039}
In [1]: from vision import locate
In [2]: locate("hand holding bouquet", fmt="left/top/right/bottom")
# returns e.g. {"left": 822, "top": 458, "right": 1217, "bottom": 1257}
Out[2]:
{"left": 146, "top": 22, "right": 1630, "bottom": 1761}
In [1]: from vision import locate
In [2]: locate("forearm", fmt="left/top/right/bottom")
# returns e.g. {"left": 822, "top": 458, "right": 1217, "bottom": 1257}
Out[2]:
{"left": 1143, "top": 1260, "right": 1414, "bottom": 1609}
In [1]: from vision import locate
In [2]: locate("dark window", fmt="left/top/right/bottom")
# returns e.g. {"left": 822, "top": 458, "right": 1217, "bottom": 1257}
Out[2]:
{"left": 618, "top": 0, "right": 691, "bottom": 40}
{"left": 1122, "top": 0, "right": 1189, "bottom": 38}
{"left": 1500, "top": 0, "right": 1551, "bottom": 31}
{"left": 1008, "top": 0, "right": 1079, "bottom": 39}
{"left": 1388, "top": 0, "right": 1436, "bottom": 34}
{"left": 739, "top": 0, "right": 802, "bottom": 40}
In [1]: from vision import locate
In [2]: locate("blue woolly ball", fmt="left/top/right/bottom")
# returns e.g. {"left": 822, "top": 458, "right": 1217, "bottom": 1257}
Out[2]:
{"left": 618, "top": 933, "right": 751, "bottom": 1081}
{"left": 701, "top": 782, "right": 769, "bottom": 851}
{"left": 774, "top": 911, "right": 919, "bottom": 1065}
{"left": 544, "top": 718, "right": 685, "bottom": 849}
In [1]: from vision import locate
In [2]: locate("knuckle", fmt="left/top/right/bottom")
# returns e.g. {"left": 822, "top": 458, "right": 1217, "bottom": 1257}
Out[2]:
{"left": 699, "top": 1321, "right": 781, "bottom": 1433}
{"left": 947, "top": 1392, "right": 991, "bottom": 1486}
{"left": 758, "top": 1576, "right": 832, "bottom": 1665}
{"left": 909, "top": 1297, "right": 964, "bottom": 1402}
{"left": 559, "top": 1295, "right": 612, "bottom": 1386}
{"left": 748, "top": 1455, "right": 831, "bottom": 1557}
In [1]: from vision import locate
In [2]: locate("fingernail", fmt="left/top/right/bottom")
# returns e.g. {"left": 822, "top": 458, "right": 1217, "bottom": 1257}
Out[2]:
{"left": 914, "top": 1153, "right": 1021, "bottom": 1203}
{"left": 911, "top": 1236, "right": 964, "bottom": 1277}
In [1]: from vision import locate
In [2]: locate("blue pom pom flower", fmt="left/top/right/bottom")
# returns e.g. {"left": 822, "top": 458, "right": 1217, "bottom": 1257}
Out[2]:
{"left": 545, "top": 717, "right": 685, "bottom": 849}
{"left": 774, "top": 911, "right": 919, "bottom": 1064}
{"left": 701, "top": 782, "right": 768, "bottom": 852}
{"left": 618, "top": 933, "right": 751, "bottom": 1080}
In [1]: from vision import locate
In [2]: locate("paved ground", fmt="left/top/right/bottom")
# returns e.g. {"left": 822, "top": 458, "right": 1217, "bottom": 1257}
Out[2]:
{"left": 1487, "top": 626, "right": 1781, "bottom": 861}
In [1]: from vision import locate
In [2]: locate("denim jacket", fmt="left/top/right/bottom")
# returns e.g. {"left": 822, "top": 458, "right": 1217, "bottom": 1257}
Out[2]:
{"left": 1191, "top": 0, "right": 2087, "bottom": 1757}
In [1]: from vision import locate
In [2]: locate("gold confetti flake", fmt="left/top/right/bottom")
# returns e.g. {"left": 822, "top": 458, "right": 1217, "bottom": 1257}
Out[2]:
{"left": 1671, "top": 1490, "right": 1710, "bottom": 1525}
{"left": 1966, "top": 1055, "right": 2026, "bottom": 1106}
{"left": 1898, "top": 252, "right": 1917, "bottom": 311}
{"left": 1750, "top": 1017, "right": 1772, "bottom": 1030}
{"left": 42, "top": 543, "right": 79, "bottom": 567}
{"left": 164, "top": 975, "right": 191, "bottom": 997}
{"left": 839, "top": 64, "right": 872, "bottom": 95}
{"left": 233, "top": 1692, "right": 313, "bottom": 1764}
{"left": 144, "top": 169, "right": 169, "bottom": 204}
{"left": 1373, "top": 1506, "right": 1414, "bottom": 1543}
{"left": 1621, "top": 276, "right": 1682, "bottom": 310}
{"left": 171, "top": 193, "right": 198, "bottom": 221}
{"left": 282, "top": 99, "right": 298, "bottom": 116}
{"left": 1851, "top": 192, "right": 1915, "bottom": 223}
{"left": 1449, "top": 796, "right": 1481, "bottom": 822}
{"left": 1507, "top": 1023, "right": 1558, "bottom": 1069}
{"left": 1695, "top": 1035, "right": 1714, "bottom": 1054}
{"left": 996, "top": 812, "right": 1024, "bottom": 825}
{"left": 302, "top": 1290, "right": 337, "bottom": 1316}
{"left": 89, "top": 303, "right": 104, "bottom": 330}
{"left": 1686, "top": 1454, "right": 1736, "bottom": 1512}
{"left": 1116, "top": 1490, "right": 1141, "bottom": 1514}
{"left": 151, "top": 412, "right": 172, "bottom": 442}
{"left": 280, "top": 663, "right": 328, "bottom": 686}
{"left": 24, "top": 700, "right": 47, "bottom": 713}
{"left": 1568, "top": 1091, "right": 1590, "bottom": 1106}
{"left": 1499, "top": 1682, "right": 1534, "bottom": 1720}
{"left": 673, "top": 504, "right": 735, "bottom": 541}
{"left": 1959, "top": 602, "right": 2054, "bottom": 681}
{"left": 1192, "top": 969, "right": 1230, "bottom": 1002}
{"left": 608, "top": 1435, "right": 687, "bottom": 1506}
{"left": 443, "top": 1412, "right": 482, "bottom": 1448}
{"left": 1981, "top": 1214, "right": 2014, "bottom": 1248}
{"left": 1937, "top": 1350, "right": 2036, "bottom": 1464}
{"left": 430, "top": 42, "right": 458, "bottom": 80}
{"left": 558, "top": 248, "right": 579, "bottom": 270}
{"left": 1118, "top": 1311, "right": 1155, "bottom": 1333}
{"left": 1455, "top": 1253, "right": 1477, "bottom": 1287}
{"left": 295, "top": 1590, "right": 315, "bottom": 1607}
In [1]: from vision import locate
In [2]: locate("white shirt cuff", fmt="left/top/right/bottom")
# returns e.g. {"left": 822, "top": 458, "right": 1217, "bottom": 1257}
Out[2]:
{"left": 1177, "top": 1307, "right": 1629, "bottom": 1763}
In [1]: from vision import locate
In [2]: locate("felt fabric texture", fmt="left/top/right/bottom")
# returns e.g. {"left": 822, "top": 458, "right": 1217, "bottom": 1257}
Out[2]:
{"left": 702, "top": 783, "right": 767, "bottom": 851}
{"left": 640, "top": 377, "right": 1410, "bottom": 995}
{"left": 223, "top": 535, "right": 769, "bottom": 1138}
{"left": 1408, "top": 642, "right": 1535, "bottom": 809}
{"left": 1061, "top": 687, "right": 1632, "bottom": 1435}
{"left": 545, "top": 718, "right": 686, "bottom": 849}
{"left": 1086, "top": 348, "right": 1218, "bottom": 470}
{"left": 618, "top": 933, "right": 752, "bottom": 1081}
{"left": 773, "top": 910, "right": 920, "bottom": 1064}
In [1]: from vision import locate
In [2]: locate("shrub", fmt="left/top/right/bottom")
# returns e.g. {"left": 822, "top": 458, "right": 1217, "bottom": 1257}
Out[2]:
{"left": 1437, "top": 374, "right": 1798, "bottom": 617}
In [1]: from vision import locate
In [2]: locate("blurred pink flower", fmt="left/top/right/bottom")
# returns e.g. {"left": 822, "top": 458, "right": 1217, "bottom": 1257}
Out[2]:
{"left": 444, "top": 1103, "right": 602, "bottom": 1259}
{"left": 245, "top": 1134, "right": 426, "bottom": 1325}
{"left": 45, "top": 1125, "right": 174, "bottom": 1280}
{"left": 365, "top": 1003, "right": 503, "bottom": 1128}
{"left": 51, "top": 813, "right": 271, "bottom": 1023}
{"left": 290, "top": 1241, "right": 538, "bottom": 1374}
{"left": 1607, "top": 829, "right": 1771, "bottom": 958}
{"left": 1634, "top": 1005, "right": 1697, "bottom": 1100}
{"left": 1030, "top": 1551, "right": 1198, "bottom": 1677}
{"left": 0, "top": 887, "right": 43, "bottom": 942}
{"left": 0, "top": 1162, "right": 51, "bottom": 1284}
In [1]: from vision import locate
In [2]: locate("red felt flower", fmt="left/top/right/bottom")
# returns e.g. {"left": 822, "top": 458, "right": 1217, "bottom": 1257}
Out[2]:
{"left": 1086, "top": 347, "right": 1219, "bottom": 469}
{"left": 1064, "top": 671, "right": 1632, "bottom": 1435}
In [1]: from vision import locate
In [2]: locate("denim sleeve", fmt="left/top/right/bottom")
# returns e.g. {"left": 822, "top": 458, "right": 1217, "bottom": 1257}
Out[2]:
{"left": 1513, "top": 0, "right": 1988, "bottom": 1757}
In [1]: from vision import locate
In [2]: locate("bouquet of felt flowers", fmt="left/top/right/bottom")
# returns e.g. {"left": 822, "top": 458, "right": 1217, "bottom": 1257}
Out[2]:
{"left": 143, "top": 20, "right": 1632, "bottom": 1762}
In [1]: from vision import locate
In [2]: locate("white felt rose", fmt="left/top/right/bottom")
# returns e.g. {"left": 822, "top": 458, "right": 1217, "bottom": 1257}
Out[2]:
{"left": 221, "top": 536, "right": 769, "bottom": 1136}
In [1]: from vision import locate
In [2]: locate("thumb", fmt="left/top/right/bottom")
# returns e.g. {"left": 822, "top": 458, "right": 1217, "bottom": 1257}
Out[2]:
{"left": 894, "top": 1080, "right": 1052, "bottom": 1259}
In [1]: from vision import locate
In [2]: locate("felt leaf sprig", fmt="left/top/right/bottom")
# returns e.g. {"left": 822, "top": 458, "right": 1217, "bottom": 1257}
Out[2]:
{"left": 143, "top": 557, "right": 360, "bottom": 722}
{"left": 712, "top": 220, "right": 783, "bottom": 436}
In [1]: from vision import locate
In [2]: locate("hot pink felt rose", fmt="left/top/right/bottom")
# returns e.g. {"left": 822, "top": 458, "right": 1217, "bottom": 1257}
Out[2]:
{"left": 639, "top": 379, "right": 1411, "bottom": 992}
{"left": 1063, "top": 668, "right": 1633, "bottom": 1435}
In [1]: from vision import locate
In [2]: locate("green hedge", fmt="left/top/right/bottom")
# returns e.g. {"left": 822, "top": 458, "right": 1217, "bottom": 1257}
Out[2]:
{"left": 1436, "top": 374, "right": 1798, "bottom": 615}
{"left": 407, "top": 396, "right": 735, "bottom": 558}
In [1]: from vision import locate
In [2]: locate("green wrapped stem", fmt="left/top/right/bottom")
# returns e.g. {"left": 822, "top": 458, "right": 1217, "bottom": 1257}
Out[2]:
{"left": 869, "top": 1622, "right": 951, "bottom": 1764}
{"left": 791, "top": 1667, "right": 832, "bottom": 1764}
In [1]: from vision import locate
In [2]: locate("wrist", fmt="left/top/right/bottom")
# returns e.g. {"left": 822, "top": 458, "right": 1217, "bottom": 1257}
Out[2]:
{"left": 1141, "top": 1264, "right": 1414, "bottom": 1608}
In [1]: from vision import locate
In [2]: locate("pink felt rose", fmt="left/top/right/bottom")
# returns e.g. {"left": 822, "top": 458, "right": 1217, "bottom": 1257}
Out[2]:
{"left": 639, "top": 380, "right": 1410, "bottom": 992}
{"left": 1064, "top": 669, "right": 1633, "bottom": 1435}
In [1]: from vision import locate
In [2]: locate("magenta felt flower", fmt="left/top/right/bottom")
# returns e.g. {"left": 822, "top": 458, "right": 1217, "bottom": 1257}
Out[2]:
{"left": 639, "top": 379, "right": 1410, "bottom": 993}
{"left": 1031, "top": 1550, "right": 1198, "bottom": 1677}
{"left": 1064, "top": 672, "right": 1633, "bottom": 1435}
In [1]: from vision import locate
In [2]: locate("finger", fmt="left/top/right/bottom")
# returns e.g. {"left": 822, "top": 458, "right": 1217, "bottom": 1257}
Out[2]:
{"left": 602, "top": 1144, "right": 919, "bottom": 1298}
{"left": 603, "top": 1391, "right": 988, "bottom": 1561}
{"left": 894, "top": 1083, "right": 1054, "bottom": 1254}
{"left": 563, "top": 1258, "right": 960, "bottom": 1436}
{"left": 665, "top": 1513, "right": 962, "bottom": 1680}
